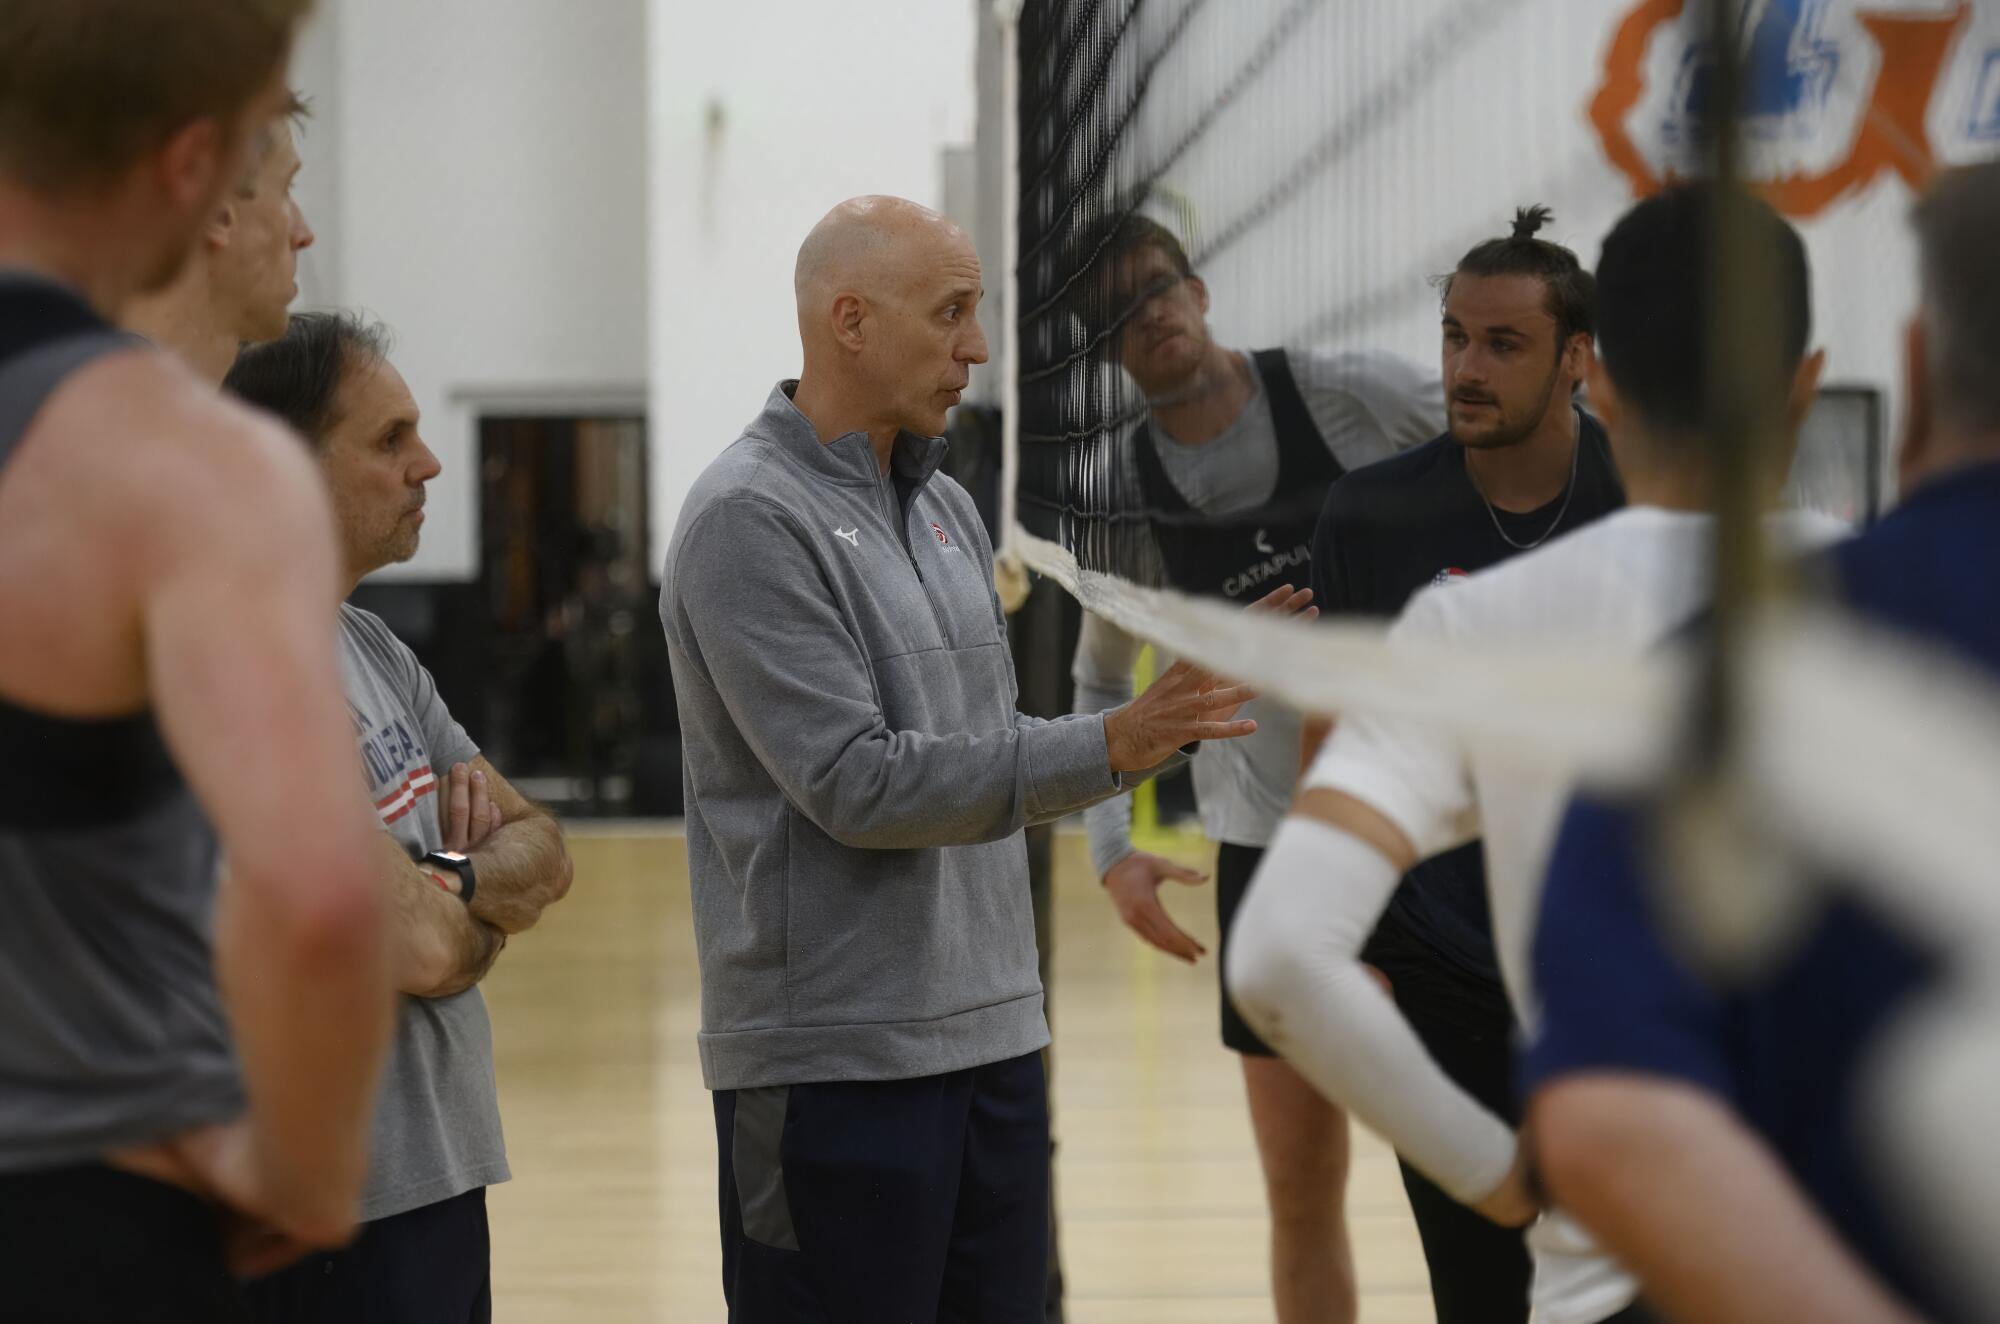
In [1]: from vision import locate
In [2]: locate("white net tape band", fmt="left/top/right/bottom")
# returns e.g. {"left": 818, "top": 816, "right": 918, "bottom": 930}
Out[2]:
{"left": 1007, "top": 519, "right": 2000, "bottom": 948}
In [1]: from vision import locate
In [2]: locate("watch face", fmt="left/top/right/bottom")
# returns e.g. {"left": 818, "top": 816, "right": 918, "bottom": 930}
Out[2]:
{"left": 435, "top": 851, "right": 469, "bottom": 864}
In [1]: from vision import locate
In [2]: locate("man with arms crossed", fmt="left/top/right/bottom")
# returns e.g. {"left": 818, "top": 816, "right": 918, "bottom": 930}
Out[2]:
{"left": 664, "top": 195, "right": 1258, "bottom": 1321}
{"left": 228, "top": 313, "right": 574, "bottom": 1323}
{"left": 1523, "top": 164, "right": 2000, "bottom": 1324}
{"left": 1229, "top": 186, "right": 1839, "bottom": 1323}
{"left": 1072, "top": 213, "right": 1439, "bottom": 1322}
{"left": 0, "top": 3, "right": 393, "bottom": 1318}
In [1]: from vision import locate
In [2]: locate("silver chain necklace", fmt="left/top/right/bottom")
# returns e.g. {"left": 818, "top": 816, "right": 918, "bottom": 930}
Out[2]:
{"left": 1474, "top": 425, "right": 1581, "bottom": 552}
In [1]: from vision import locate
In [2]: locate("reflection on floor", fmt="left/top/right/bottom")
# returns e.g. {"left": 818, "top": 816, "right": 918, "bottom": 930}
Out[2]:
{"left": 485, "top": 827, "right": 1435, "bottom": 1322}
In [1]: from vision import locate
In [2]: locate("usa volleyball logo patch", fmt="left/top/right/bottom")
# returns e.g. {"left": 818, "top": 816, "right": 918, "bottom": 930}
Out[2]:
{"left": 1432, "top": 567, "right": 1471, "bottom": 587}
{"left": 931, "top": 522, "right": 951, "bottom": 546}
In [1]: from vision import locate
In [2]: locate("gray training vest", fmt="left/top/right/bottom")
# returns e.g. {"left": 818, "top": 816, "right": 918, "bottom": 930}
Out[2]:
{"left": 0, "top": 273, "right": 245, "bottom": 1172}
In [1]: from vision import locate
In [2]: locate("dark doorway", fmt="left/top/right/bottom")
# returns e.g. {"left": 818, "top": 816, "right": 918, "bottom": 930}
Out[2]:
{"left": 476, "top": 414, "right": 661, "bottom": 816}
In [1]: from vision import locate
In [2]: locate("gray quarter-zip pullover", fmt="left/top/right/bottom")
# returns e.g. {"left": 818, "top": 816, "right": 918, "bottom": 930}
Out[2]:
{"left": 663, "top": 383, "right": 1173, "bottom": 1090}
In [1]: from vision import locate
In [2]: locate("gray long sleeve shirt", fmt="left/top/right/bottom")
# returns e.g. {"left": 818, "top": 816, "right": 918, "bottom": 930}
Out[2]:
{"left": 663, "top": 383, "right": 1173, "bottom": 1091}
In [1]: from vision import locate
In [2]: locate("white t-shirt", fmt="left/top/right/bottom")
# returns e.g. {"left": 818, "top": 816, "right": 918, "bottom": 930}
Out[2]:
{"left": 1073, "top": 347, "right": 1442, "bottom": 874}
{"left": 1303, "top": 505, "right": 1849, "bottom": 1324}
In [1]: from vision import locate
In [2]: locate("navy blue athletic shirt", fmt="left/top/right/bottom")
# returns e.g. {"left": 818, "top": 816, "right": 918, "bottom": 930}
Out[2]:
{"left": 1308, "top": 409, "right": 1624, "bottom": 987}
{"left": 1525, "top": 461, "right": 2000, "bottom": 1322}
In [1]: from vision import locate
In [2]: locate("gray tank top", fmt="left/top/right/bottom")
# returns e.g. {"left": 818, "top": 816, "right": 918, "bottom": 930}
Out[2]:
{"left": 0, "top": 274, "right": 244, "bottom": 1172}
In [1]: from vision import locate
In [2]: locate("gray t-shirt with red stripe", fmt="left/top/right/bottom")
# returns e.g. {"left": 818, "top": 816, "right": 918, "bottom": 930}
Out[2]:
{"left": 338, "top": 603, "right": 509, "bottom": 1220}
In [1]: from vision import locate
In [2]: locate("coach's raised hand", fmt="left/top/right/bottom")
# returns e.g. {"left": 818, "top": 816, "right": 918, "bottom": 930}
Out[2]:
{"left": 1104, "top": 660, "right": 1257, "bottom": 772}
{"left": 1102, "top": 582, "right": 1313, "bottom": 773}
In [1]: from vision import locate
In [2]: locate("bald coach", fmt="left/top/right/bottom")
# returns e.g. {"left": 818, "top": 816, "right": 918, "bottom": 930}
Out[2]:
{"left": 661, "top": 196, "right": 1257, "bottom": 1320}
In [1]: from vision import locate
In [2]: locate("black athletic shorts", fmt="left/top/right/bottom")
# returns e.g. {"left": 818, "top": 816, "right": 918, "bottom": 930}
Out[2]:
{"left": 242, "top": 1186, "right": 490, "bottom": 1324}
{"left": 0, "top": 1162, "right": 248, "bottom": 1324}
{"left": 1215, "top": 841, "right": 1279, "bottom": 1055}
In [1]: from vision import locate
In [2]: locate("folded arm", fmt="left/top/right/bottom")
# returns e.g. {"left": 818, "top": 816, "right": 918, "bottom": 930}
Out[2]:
{"left": 441, "top": 758, "right": 572, "bottom": 935}
{"left": 385, "top": 831, "right": 505, "bottom": 998}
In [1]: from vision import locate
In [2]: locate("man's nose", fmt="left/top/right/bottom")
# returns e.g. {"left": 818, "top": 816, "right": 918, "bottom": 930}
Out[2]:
{"left": 411, "top": 436, "right": 442, "bottom": 483}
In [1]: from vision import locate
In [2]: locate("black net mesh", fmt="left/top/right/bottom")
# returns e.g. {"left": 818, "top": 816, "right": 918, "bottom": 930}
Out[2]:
{"left": 1013, "top": 0, "right": 1533, "bottom": 588}
{"left": 1007, "top": 0, "right": 1939, "bottom": 593}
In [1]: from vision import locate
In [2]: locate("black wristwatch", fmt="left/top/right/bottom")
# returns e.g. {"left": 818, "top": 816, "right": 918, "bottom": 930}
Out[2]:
{"left": 422, "top": 850, "right": 478, "bottom": 906}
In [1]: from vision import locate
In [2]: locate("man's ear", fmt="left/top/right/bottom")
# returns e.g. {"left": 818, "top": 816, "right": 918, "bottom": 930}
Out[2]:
{"left": 205, "top": 198, "right": 238, "bottom": 253}
{"left": 1565, "top": 332, "right": 1596, "bottom": 390}
{"left": 151, "top": 116, "right": 228, "bottom": 216}
{"left": 1189, "top": 274, "right": 1210, "bottom": 316}
{"left": 830, "top": 292, "right": 867, "bottom": 352}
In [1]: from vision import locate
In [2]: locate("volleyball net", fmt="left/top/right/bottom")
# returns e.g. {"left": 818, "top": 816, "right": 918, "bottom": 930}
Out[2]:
{"left": 994, "top": 1, "right": 2000, "bottom": 1308}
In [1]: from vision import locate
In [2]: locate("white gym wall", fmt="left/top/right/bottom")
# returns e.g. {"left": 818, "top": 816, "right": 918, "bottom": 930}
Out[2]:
{"left": 291, "top": 0, "right": 977, "bottom": 581}
{"left": 644, "top": 0, "right": 978, "bottom": 571}
{"left": 290, "top": 0, "right": 649, "bottom": 582}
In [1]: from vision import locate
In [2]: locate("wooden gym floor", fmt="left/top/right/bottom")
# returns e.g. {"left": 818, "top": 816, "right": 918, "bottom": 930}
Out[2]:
{"left": 483, "top": 826, "right": 1434, "bottom": 1322}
